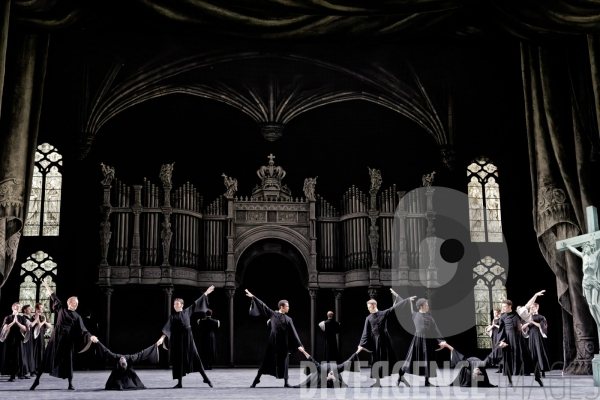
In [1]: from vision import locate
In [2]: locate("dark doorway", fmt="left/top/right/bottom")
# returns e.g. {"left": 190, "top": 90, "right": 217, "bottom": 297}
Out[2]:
{"left": 234, "top": 253, "right": 310, "bottom": 366}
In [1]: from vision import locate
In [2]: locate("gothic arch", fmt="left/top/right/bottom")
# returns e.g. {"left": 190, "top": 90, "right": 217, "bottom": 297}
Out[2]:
{"left": 234, "top": 225, "right": 312, "bottom": 284}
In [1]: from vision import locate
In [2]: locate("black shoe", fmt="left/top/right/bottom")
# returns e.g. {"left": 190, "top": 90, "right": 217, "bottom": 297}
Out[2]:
{"left": 370, "top": 381, "right": 381, "bottom": 387}
{"left": 397, "top": 376, "right": 410, "bottom": 387}
{"left": 204, "top": 379, "right": 213, "bottom": 388}
{"left": 18, "top": 375, "right": 31, "bottom": 379}
{"left": 8, "top": 378, "right": 15, "bottom": 382}
{"left": 507, "top": 382, "right": 513, "bottom": 387}
{"left": 535, "top": 378, "right": 544, "bottom": 387}
{"left": 542, "top": 372, "right": 546, "bottom": 378}
{"left": 30, "top": 381, "right": 39, "bottom": 390}
{"left": 173, "top": 383, "right": 182, "bottom": 389}
{"left": 250, "top": 379, "right": 260, "bottom": 388}
{"left": 68, "top": 384, "right": 75, "bottom": 390}
{"left": 284, "top": 383, "right": 292, "bottom": 388}
{"left": 424, "top": 382, "right": 437, "bottom": 387}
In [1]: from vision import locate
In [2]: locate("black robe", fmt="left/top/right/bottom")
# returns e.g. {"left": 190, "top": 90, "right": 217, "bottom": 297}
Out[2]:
{"left": 497, "top": 310, "right": 537, "bottom": 377}
{"left": 0, "top": 315, "right": 30, "bottom": 377}
{"left": 22, "top": 315, "right": 35, "bottom": 374}
{"left": 402, "top": 310, "right": 445, "bottom": 378}
{"left": 359, "top": 295, "right": 410, "bottom": 379}
{"left": 198, "top": 317, "right": 219, "bottom": 370}
{"left": 161, "top": 294, "right": 208, "bottom": 379}
{"left": 31, "top": 322, "right": 48, "bottom": 374}
{"left": 527, "top": 314, "right": 550, "bottom": 372}
{"left": 96, "top": 341, "right": 159, "bottom": 390}
{"left": 321, "top": 319, "right": 340, "bottom": 362}
{"left": 249, "top": 296, "right": 303, "bottom": 379}
{"left": 40, "top": 294, "right": 92, "bottom": 379}
{"left": 294, "top": 353, "right": 360, "bottom": 388}
{"left": 449, "top": 349, "right": 496, "bottom": 388}
{"left": 488, "top": 318, "right": 503, "bottom": 366}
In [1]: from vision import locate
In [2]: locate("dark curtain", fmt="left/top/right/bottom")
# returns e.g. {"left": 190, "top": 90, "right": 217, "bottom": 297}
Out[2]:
{"left": 521, "top": 40, "right": 600, "bottom": 374}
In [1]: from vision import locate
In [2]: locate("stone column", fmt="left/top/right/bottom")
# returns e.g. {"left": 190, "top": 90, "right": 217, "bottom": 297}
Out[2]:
{"left": 226, "top": 288, "right": 236, "bottom": 366}
{"left": 100, "top": 286, "right": 114, "bottom": 347}
{"left": 162, "top": 285, "right": 174, "bottom": 319}
{"left": 309, "top": 289, "right": 318, "bottom": 355}
{"left": 333, "top": 289, "right": 343, "bottom": 352}
{"left": 0, "top": 33, "right": 48, "bottom": 289}
{"left": 129, "top": 185, "right": 142, "bottom": 283}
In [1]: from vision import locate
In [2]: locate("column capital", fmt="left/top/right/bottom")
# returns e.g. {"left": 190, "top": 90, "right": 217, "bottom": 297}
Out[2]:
{"left": 161, "top": 285, "right": 174, "bottom": 296}
{"left": 333, "top": 289, "right": 343, "bottom": 301}
{"left": 308, "top": 289, "right": 318, "bottom": 299}
{"left": 367, "top": 287, "right": 379, "bottom": 300}
{"left": 100, "top": 285, "right": 114, "bottom": 297}
{"left": 225, "top": 288, "right": 236, "bottom": 299}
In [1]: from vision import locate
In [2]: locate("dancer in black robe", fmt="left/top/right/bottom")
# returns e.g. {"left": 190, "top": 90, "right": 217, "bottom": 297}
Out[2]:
{"left": 30, "top": 304, "right": 51, "bottom": 377}
{"left": 245, "top": 289, "right": 304, "bottom": 388}
{"left": 485, "top": 308, "right": 503, "bottom": 372}
{"left": 402, "top": 297, "right": 447, "bottom": 386}
{"left": 497, "top": 299, "right": 543, "bottom": 387}
{"left": 95, "top": 341, "right": 159, "bottom": 390}
{"left": 319, "top": 311, "right": 340, "bottom": 362}
{"left": 522, "top": 303, "right": 550, "bottom": 377}
{"left": 358, "top": 289, "right": 415, "bottom": 387}
{"left": 294, "top": 347, "right": 361, "bottom": 388}
{"left": 21, "top": 305, "right": 35, "bottom": 377}
{"left": 0, "top": 302, "right": 30, "bottom": 381}
{"left": 30, "top": 278, "right": 99, "bottom": 391}
{"left": 197, "top": 309, "right": 219, "bottom": 370}
{"left": 445, "top": 345, "right": 496, "bottom": 388}
{"left": 156, "top": 285, "right": 214, "bottom": 388}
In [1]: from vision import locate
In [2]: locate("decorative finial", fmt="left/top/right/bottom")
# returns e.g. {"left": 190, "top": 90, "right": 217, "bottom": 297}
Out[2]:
{"left": 159, "top": 163, "right": 175, "bottom": 186}
{"left": 368, "top": 167, "right": 382, "bottom": 193}
{"left": 100, "top": 162, "right": 115, "bottom": 186}
{"left": 422, "top": 171, "right": 436, "bottom": 187}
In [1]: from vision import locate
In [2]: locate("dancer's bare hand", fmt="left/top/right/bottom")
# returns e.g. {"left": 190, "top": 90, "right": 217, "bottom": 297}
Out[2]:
{"left": 245, "top": 289, "right": 253, "bottom": 298}
{"left": 204, "top": 285, "right": 215, "bottom": 296}
{"left": 536, "top": 290, "right": 545, "bottom": 297}
{"left": 90, "top": 336, "right": 99, "bottom": 343}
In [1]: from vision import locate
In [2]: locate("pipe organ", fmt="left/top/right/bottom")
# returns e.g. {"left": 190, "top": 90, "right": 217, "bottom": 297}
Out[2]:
{"left": 97, "top": 155, "right": 437, "bottom": 290}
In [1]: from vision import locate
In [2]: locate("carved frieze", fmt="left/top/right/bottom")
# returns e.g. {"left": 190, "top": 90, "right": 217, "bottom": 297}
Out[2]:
{"left": 235, "top": 203, "right": 308, "bottom": 212}
{"left": 236, "top": 211, "right": 247, "bottom": 222}
{"left": 279, "top": 212, "right": 297, "bottom": 222}
{"left": 345, "top": 270, "right": 369, "bottom": 282}
{"left": 267, "top": 211, "right": 276, "bottom": 222}
{"left": 111, "top": 268, "right": 129, "bottom": 278}
{"left": 292, "top": 227, "right": 308, "bottom": 237}
{"left": 198, "top": 273, "right": 226, "bottom": 282}
{"left": 142, "top": 268, "right": 161, "bottom": 278}
{"left": 248, "top": 211, "right": 266, "bottom": 222}
{"left": 172, "top": 269, "right": 196, "bottom": 280}
{"left": 298, "top": 212, "right": 308, "bottom": 223}
{"left": 318, "top": 274, "right": 344, "bottom": 283}
{"left": 0, "top": 178, "right": 24, "bottom": 207}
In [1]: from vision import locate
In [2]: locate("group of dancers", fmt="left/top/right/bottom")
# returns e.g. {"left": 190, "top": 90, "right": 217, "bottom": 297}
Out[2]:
{"left": 0, "top": 277, "right": 551, "bottom": 390}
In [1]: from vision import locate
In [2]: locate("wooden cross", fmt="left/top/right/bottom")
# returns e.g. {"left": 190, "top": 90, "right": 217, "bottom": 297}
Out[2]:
{"left": 556, "top": 206, "right": 600, "bottom": 251}
{"left": 267, "top": 153, "right": 275, "bottom": 163}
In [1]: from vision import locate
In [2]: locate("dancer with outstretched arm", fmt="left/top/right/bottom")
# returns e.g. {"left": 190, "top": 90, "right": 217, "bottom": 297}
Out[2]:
{"left": 155, "top": 285, "right": 215, "bottom": 389}
{"left": 30, "top": 278, "right": 98, "bottom": 391}
{"left": 245, "top": 289, "right": 304, "bottom": 388}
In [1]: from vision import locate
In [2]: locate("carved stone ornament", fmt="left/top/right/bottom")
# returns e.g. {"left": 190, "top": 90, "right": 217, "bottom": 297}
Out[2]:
{"left": 422, "top": 171, "right": 436, "bottom": 187}
{"left": 160, "top": 215, "right": 173, "bottom": 264}
{"left": 100, "top": 163, "right": 115, "bottom": 186}
{"left": 159, "top": 162, "right": 175, "bottom": 187}
{"left": 222, "top": 173, "right": 238, "bottom": 198}
{"left": 368, "top": 167, "right": 382, "bottom": 193}
{"left": 440, "top": 145, "right": 456, "bottom": 170}
{"left": 261, "top": 122, "right": 284, "bottom": 141}
{"left": 368, "top": 225, "right": 380, "bottom": 264}
{"left": 303, "top": 177, "right": 317, "bottom": 201}
{"left": 0, "top": 179, "right": 24, "bottom": 207}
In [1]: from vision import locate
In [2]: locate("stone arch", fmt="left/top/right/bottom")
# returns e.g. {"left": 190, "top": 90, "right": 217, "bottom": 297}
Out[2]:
{"left": 234, "top": 225, "right": 311, "bottom": 285}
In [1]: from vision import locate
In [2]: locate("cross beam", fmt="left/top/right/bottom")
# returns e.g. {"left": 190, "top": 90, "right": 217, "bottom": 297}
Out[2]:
{"left": 556, "top": 206, "right": 600, "bottom": 251}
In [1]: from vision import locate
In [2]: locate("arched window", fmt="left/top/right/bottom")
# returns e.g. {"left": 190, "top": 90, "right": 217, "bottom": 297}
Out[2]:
{"left": 19, "top": 251, "right": 58, "bottom": 331}
{"left": 473, "top": 256, "right": 507, "bottom": 349}
{"left": 23, "top": 143, "right": 63, "bottom": 237}
{"left": 467, "top": 157, "right": 502, "bottom": 242}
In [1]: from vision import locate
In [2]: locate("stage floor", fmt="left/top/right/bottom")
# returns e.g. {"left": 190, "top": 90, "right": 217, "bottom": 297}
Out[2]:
{"left": 0, "top": 368, "right": 594, "bottom": 399}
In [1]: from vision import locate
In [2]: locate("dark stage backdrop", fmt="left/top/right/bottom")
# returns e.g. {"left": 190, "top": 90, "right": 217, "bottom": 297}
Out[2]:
{"left": 0, "top": 32, "right": 561, "bottom": 369}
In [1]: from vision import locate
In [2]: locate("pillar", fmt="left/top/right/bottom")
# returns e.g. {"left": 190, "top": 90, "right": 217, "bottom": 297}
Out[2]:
{"left": 162, "top": 285, "right": 174, "bottom": 318}
{"left": 333, "top": 289, "right": 343, "bottom": 352}
{"left": 226, "top": 288, "right": 235, "bottom": 366}
{"left": 100, "top": 286, "right": 114, "bottom": 347}
{"left": 309, "top": 289, "right": 318, "bottom": 355}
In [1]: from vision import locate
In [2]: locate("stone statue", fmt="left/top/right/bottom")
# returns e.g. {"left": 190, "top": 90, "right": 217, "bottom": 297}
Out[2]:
{"left": 422, "top": 171, "right": 436, "bottom": 187}
{"left": 159, "top": 162, "right": 175, "bottom": 186}
{"left": 565, "top": 243, "right": 600, "bottom": 332}
{"left": 368, "top": 167, "right": 382, "bottom": 192}
{"left": 303, "top": 176, "right": 317, "bottom": 201}
{"left": 100, "top": 163, "right": 115, "bottom": 185}
{"left": 222, "top": 173, "right": 238, "bottom": 198}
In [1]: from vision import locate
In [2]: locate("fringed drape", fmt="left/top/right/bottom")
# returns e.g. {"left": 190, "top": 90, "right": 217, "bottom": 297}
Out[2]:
{"left": 521, "top": 41, "right": 600, "bottom": 374}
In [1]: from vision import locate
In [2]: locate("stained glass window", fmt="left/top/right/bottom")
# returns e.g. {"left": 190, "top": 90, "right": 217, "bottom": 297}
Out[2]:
{"left": 19, "top": 251, "right": 58, "bottom": 335}
{"left": 23, "top": 144, "right": 63, "bottom": 236}
{"left": 473, "top": 256, "right": 507, "bottom": 349}
{"left": 467, "top": 156, "right": 502, "bottom": 242}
